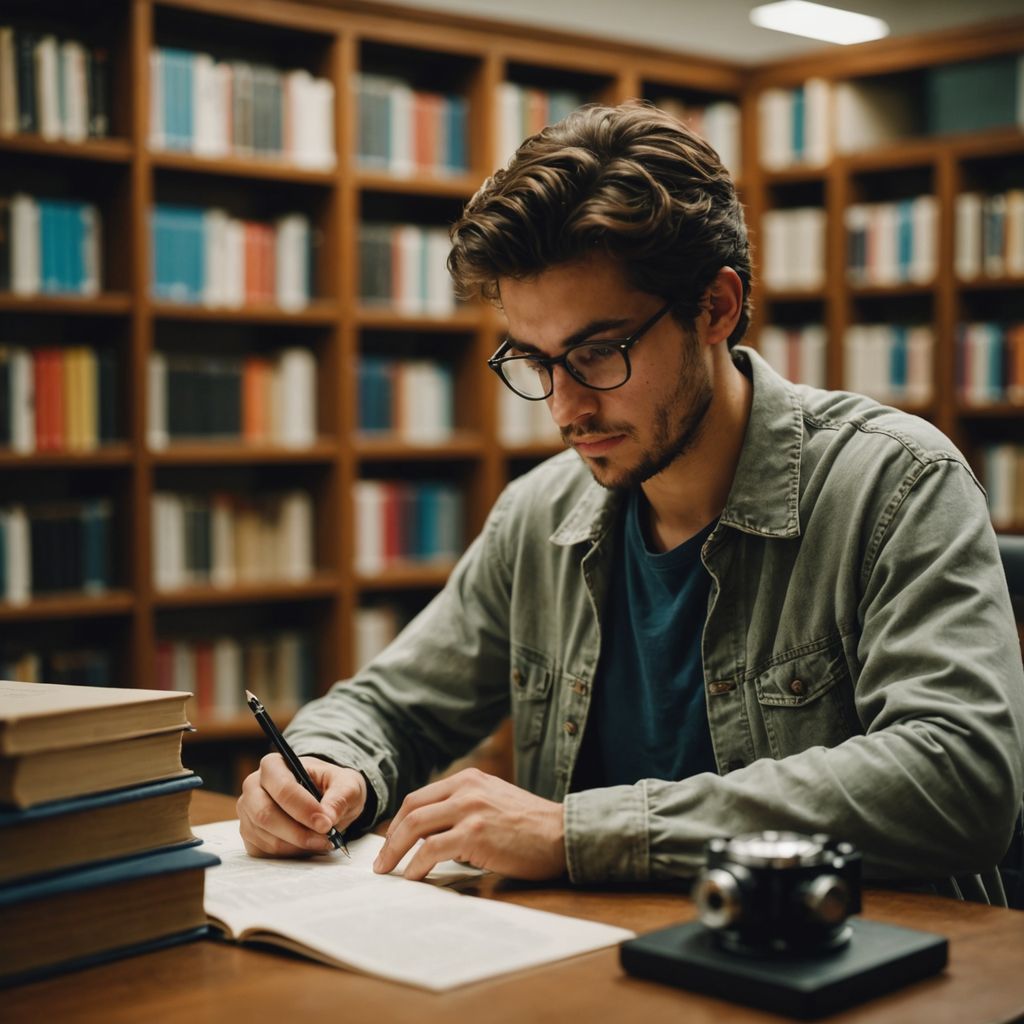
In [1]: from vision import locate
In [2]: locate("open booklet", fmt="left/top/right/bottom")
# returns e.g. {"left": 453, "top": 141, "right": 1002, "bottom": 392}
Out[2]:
{"left": 194, "top": 820, "right": 634, "bottom": 991}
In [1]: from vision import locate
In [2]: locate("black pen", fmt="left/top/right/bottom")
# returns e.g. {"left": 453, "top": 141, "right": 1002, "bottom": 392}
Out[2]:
{"left": 245, "top": 689, "right": 350, "bottom": 856}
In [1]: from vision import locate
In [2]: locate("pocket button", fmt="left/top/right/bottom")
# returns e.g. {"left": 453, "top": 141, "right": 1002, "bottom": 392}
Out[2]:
{"left": 789, "top": 679, "right": 805, "bottom": 696}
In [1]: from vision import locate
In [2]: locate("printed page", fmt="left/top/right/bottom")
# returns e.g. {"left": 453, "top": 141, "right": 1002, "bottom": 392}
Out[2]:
{"left": 194, "top": 820, "right": 634, "bottom": 991}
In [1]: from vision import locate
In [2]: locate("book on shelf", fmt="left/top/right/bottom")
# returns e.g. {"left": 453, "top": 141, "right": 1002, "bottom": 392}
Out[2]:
{"left": 151, "top": 203, "right": 314, "bottom": 310}
{"left": 0, "top": 774, "right": 202, "bottom": 887}
{"left": 983, "top": 444, "right": 1024, "bottom": 530}
{"left": 0, "top": 647, "right": 112, "bottom": 688}
{"left": 0, "top": 345, "right": 116, "bottom": 453}
{"left": 353, "top": 479, "right": 464, "bottom": 576}
{"left": 757, "top": 325, "right": 827, "bottom": 389}
{"left": 925, "top": 54, "right": 1024, "bottom": 137}
{"left": 358, "top": 356, "right": 454, "bottom": 444}
{"left": 151, "top": 489, "right": 314, "bottom": 591}
{"left": 359, "top": 222, "right": 455, "bottom": 316}
{"left": 195, "top": 819, "right": 632, "bottom": 992}
{"left": 0, "top": 499, "right": 112, "bottom": 603}
{"left": 651, "top": 96, "right": 741, "bottom": 176}
{"left": 760, "top": 207, "right": 826, "bottom": 290}
{"left": 147, "top": 346, "right": 316, "bottom": 449}
{"left": 957, "top": 321, "right": 1024, "bottom": 405}
{"left": 149, "top": 47, "right": 335, "bottom": 168}
{"left": 354, "top": 604, "right": 403, "bottom": 671}
{"left": 0, "top": 843, "right": 217, "bottom": 988}
{"left": 956, "top": 190, "right": 1024, "bottom": 280}
{"left": 497, "top": 385, "right": 561, "bottom": 446}
{"left": 844, "top": 324, "right": 934, "bottom": 405}
{"left": 356, "top": 72, "right": 468, "bottom": 177}
{"left": 156, "top": 630, "right": 313, "bottom": 716}
{"left": 845, "top": 197, "right": 937, "bottom": 287}
{"left": 834, "top": 78, "right": 919, "bottom": 153}
{"left": 757, "top": 78, "right": 830, "bottom": 170}
{"left": 496, "top": 82, "right": 584, "bottom": 166}
{"left": 0, "top": 26, "right": 110, "bottom": 142}
{"left": 4, "top": 192, "right": 101, "bottom": 297}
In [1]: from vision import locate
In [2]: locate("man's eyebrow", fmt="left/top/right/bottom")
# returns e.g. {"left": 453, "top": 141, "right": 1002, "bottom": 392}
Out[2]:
{"left": 503, "top": 317, "right": 632, "bottom": 354}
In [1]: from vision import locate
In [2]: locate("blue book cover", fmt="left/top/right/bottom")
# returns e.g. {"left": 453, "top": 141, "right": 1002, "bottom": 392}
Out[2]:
{"left": 70, "top": 201, "right": 86, "bottom": 294}
{"left": 0, "top": 773, "right": 203, "bottom": 830}
{"left": 80, "top": 498, "right": 109, "bottom": 593}
{"left": 447, "top": 95, "right": 468, "bottom": 173}
{"left": 55, "top": 201, "right": 72, "bottom": 294}
{"left": 39, "top": 199, "right": 59, "bottom": 294}
{"left": 989, "top": 323, "right": 1006, "bottom": 401}
{"left": 163, "top": 48, "right": 194, "bottom": 151}
{"left": 151, "top": 205, "right": 171, "bottom": 298}
{"left": 890, "top": 326, "right": 908, "bottom": 392}
{"left": 791, "top": 84, "right": 805, "bottom": 161}
{"left": 896, "top": 200, "right": 913, "bottom": 283}
{"left": 926, "top": 56, "right": 1018, "bottom": 136}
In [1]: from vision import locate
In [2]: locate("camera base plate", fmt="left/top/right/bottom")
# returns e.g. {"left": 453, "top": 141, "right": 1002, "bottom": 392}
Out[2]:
{"left": 620, "top": 917, "right": 947, "bottom": 1018}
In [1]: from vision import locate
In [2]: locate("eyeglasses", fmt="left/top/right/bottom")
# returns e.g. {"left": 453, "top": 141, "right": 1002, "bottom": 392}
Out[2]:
{"left": 488, "top": 302, "right": 673, "bottom": 401}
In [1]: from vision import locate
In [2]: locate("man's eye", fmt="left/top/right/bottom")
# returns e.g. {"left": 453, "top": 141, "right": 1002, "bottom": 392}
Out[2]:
{"left": 573, "top": 344, "right": 617, "bottom": 366}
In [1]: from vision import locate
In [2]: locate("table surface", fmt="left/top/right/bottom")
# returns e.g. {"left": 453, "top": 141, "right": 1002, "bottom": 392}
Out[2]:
{"left": 4, "top": 791, "right": 1024, "bottom": 1024}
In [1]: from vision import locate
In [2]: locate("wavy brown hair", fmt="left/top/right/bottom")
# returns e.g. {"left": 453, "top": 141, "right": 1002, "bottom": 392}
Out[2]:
{"left": 448, "top": 101, "right": 752, "bottom": 347}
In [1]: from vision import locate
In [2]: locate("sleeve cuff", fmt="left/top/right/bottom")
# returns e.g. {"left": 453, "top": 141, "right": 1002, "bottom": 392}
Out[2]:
{"left": 564, "top": 783, "right": 651, "bottom": 884}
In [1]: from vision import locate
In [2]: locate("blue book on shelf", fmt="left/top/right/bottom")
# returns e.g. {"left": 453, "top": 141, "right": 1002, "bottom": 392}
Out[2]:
{"left": 988, "top": 322, "right": 1006, "bottom": 400}
{"left": 890, "top": 326, "right": 908, "bottom": 393}
{"left": 447, "top": 95, "right": 468, "bottom": 173}
{"left": 70, "top": 201, "right": 86, "bottom": 294}
{"left": 80, "top": 498, "right": 110, "bottom": 593}
{"left": 162, "top": 48, "right": 195, "bottom": 151}
{"left": 548, "top": 89, "right": 583, "bottom": 123}
{"left": 791, "top": 84, "right": 805, "bottom": 161}
{"left": 926, "top": 56, "right": 1018, "bottom": 136}
{"left": 38, "top": 199, "right": 60, "bottom": 294}
{"left": 0, "top": 844, "right": 218, "bottom": 988}
{"left": 896, "top": 199, "right": 913, "bottom": 282}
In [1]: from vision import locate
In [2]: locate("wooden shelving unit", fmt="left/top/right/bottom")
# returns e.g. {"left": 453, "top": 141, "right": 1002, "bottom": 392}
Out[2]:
{"left": 2, "top": 0, "right": 1022, "bottom": 790}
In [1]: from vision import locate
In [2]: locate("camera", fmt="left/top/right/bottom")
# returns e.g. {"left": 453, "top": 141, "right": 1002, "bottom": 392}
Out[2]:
{"left": 692, "top": 831, "right": 862, "bottom": 956}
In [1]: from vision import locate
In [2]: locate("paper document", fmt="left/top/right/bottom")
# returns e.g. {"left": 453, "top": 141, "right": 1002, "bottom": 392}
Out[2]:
{"left": 194, "top": 820, "right": 634, "bottom": 991}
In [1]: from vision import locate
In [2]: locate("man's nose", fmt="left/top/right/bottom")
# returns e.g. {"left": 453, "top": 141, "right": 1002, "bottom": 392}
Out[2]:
{"left": 547, "top": 365, "right": 599, "bottom": 430}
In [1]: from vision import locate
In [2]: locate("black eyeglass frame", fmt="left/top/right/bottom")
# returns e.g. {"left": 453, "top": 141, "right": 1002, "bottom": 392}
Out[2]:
{"left": 487, "top": 301, "right": 674, "bottom": 401}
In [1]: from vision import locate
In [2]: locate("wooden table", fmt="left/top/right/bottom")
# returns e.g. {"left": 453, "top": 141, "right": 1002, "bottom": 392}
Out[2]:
{"left": 4, "top": 791, "right": 1024, "bottom": 1023}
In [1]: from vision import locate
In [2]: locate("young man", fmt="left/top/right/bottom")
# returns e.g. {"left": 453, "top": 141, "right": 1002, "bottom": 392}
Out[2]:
{"left": 237, "top": 103, "right": 1024, "bottom": 902}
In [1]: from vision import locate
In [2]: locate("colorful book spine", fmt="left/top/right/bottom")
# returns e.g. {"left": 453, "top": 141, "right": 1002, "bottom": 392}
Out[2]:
{"left": 358, "top": 222, "right": 454, "bottom": 315}
{"left": 757, "top": 325, "right": 828, "bottom": 389}
{"left": 845, "top": 196, "right": 937, "bottom": 286}
{"left": 957, "top": 322, "right": 1024, "bottom": 405}
{"left": 844, "top": 324, "right": 934, "bottom": 405}
{"left": 357, "top": 357, "right": 454, "bottom": 443}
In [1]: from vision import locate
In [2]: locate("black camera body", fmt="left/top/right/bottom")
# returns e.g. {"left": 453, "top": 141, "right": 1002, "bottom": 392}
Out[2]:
{"left": 692, "top": 831, "right": 862, "bottom": 956}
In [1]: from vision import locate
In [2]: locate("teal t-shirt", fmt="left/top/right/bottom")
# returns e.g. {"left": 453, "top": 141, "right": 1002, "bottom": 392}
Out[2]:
{"left": 572, "top": 490, "right": 717, "bottom": 790}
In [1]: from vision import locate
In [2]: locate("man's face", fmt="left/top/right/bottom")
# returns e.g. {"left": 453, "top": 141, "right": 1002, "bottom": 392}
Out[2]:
{"left": 498, "top": 257, "right": 713, "bottom": 491}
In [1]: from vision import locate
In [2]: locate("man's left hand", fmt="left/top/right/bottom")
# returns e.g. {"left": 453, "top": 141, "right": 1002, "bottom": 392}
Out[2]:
{"left": 372, "top": 768, "right": 566, "bottom": 881}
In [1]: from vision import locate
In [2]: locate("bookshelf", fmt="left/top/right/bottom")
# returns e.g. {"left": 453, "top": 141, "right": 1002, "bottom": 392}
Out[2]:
{"left": 1, "top": 0, "right": 1021, "bottom": 790}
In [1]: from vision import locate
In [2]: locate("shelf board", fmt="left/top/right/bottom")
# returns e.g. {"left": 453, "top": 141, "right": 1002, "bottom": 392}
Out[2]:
{"left": 151, "top": 440, "right": 337, "bottom": 465}
{"left": 0, "top": 134, "right": 133, "bottom": 163}
{"left": 957, "top": 275, "right": 1024, "bottom": 291}
{"left": 0, "top": 591, "right": 135, "bottom": 621}
{"left": 355, "top": 307, "right": 483, "bottom": 331}
{"left": 149, "top": 300, "right": 340, "bottom": 326}
{"left": 356, "top": 562, "right": 457, "bottom": 591}
{"left": 150, "top": 150, "right": 336, "bottom": 185}
{"left": 0, "top": 444, "right": 133, "bottom": 468}
{"left": 760, "top": 164, "right": 828, "bottom": 185}
{"left": 0, "top": 293, "right": 133, "bottom": 315}
{"left": 957, "top": 402, "right": 1024, "bottom": 418}
{"left": 355, "top": 169, "right": 479, "bottom": 197}
{"left": 848, "top": 282, "right": 936, "bottom": 298}
{"left": 153, "top": 574, "right": 340, "bottom": 608}
{"left": 355, "top": 432, "right": 485, "bottom": 460}
{"left": 762, "top": 287, "right": 827, "bottom": 303}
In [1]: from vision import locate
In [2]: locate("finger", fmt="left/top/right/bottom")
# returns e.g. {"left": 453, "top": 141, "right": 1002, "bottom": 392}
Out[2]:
{"left": 240, "top": 813, "right": 332, "bottom": 858}
{"left": 258, "top": 753, "right": 337, "bottom": 833}
{"left": 385, "top": 773, "right": 460, "bottom": 837}
{"left": 401, "top": 831, "right": 469, "bottom": 882}
{"left": 374, "top": 800, "right": 456, "bottom": 875}
{"left": 316, "top": 766, "right": 367, "bottom": 831}
{"left": 238, "top": 778, "right": 334, "bottom": 855}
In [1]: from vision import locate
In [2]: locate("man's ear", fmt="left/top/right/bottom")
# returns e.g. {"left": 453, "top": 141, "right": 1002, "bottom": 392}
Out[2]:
{"left": 699, "top": 267, "right": 744, "bottom": 347}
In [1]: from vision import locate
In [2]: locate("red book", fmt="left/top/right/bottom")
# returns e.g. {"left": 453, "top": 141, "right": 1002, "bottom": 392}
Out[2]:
{"left": 262, "top": 223, "right": 275, "bottom": 305}
{"left": 49, "top": 348, "right": 65, "bottom": 452}
{"left": 382, "top": 481, "right": 401, "bottom": 566}
{"left": 155, "top": 641, "right": 174, "bottom": 691}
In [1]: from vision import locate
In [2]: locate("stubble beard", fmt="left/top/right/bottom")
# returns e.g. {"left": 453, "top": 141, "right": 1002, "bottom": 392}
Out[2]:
{"left": 565, "top": 342, "right": 714, "bottom": 492}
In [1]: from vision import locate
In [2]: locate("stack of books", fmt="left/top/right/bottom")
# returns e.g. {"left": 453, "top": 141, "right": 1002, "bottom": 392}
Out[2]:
{"left": 0, "top": 679, "right": 219, "bottom": 987}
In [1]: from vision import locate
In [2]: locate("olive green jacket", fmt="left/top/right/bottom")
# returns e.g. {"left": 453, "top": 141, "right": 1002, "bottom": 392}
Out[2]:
{"left": 286, "top": 348, "right": 1024, "bottom": 901}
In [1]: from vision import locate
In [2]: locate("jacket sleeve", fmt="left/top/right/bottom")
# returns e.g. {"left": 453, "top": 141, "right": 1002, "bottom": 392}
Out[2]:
{"left": 282, "top": 486, "right": 516, "bottom": 829}
{"left": 563, "top": 457, "right": 1024, "bottom": 887}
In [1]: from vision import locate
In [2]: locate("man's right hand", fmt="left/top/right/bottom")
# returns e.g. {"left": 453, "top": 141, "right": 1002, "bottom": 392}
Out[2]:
{"left": 237, "top": 754, "right": 367, "bottom": 858}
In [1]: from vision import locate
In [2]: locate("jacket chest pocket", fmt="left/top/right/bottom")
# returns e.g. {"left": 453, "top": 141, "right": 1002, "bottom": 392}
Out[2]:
{"left": 509, "top": 647, "right": 555, "bottom": 750}
{"left": 753, "top": 642, "right": 861, "bottom": 758}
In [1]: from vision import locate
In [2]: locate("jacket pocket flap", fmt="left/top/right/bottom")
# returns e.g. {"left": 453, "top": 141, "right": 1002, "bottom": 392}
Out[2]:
{"left": 754, "top": 645, "right": 846, "bottom": 708}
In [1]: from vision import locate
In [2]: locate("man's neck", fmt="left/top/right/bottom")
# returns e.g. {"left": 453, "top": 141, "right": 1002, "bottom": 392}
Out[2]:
{"left": 640, "top": 355, "right": 752, "bottom": 554}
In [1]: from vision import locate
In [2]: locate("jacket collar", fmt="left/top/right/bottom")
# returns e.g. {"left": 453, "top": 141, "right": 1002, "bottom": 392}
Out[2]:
{"left": 550, "top": 346, "right": 804, "bottom": 546}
